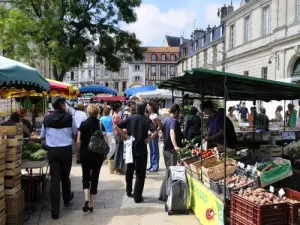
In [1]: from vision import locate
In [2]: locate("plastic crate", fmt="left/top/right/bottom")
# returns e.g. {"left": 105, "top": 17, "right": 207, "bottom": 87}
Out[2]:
{"left": 220, "top": 182, "right": 253, "bottom": 200}
{"left": 231, "top": 192, "right": 289, "bottom": 225}
{"left": 231, "top": 212, "right": 253, "bottom": 225}
{"left": 209, "top": 179, "right": 221, "bottom": 195}
{"left": 277, "top": 188, "right": 300, "bottom": 225}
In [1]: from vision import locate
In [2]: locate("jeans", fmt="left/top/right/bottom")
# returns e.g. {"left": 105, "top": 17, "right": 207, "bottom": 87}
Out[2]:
{"left": 149, "top": 137, "right": 159, "bottom": 171}
{"left": 48, "top": 146, "right": 73, "bottom": 215}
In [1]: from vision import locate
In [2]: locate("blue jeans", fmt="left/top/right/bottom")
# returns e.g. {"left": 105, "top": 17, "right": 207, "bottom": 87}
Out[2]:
{"left": 149, "top": 137, "right": 159, "bottom": 171}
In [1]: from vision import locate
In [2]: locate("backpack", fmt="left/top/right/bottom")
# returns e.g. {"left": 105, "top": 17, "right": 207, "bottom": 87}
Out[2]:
{"left": 88, "top": 123, "right": 110, "bottom": 155}
{"left": 165, "top": 166, "right": 189, "bottom": 215}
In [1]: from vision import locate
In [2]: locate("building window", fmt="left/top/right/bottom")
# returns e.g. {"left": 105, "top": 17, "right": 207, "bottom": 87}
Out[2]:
{"left": 263, "top": 5, "right": 270, "bottom": 35}
{"left": 88, "top": 70, "right": 92, "bottom": 78}
{"left": 96, "top": 68, "right": 100, "bottom": 76}
{"left": 170, "top": 54, "right": 176, "bottom": 61}
{"left": 105, "top": 68, "right": 109, "bottom": 76}
{"left": 70, "top": 71, "right": 74, "bottom": 81}
{"left": 230, "top": 24, "right": 235, "bottom": 49}
{"left": 134, "top": 76, "right": 140, "bottom": 82}
{"left": 105, "top": 82, "right": 109, "bottom": 87}
{"left": 244, "top": 71, "right": 249, "bottom": 76}
{"left": 114, "top": 82, "right": 119, "bottom": 91}
{"left": 244, "top": 15, "right": 251, "bottom": 42}
{"left": 210, "top": 31, "right": 214, "bottom": 42}
{"left": 220, "top": 26, "right": 223, "bottom": 37}
{"left": 194, "top": 41, "right": 197, "bottom": 50}
{"left": 160, "top": 65, "right": 166, "bottom": 76}
{"left": 262, "top": 67, "right": 268, "bottom": 79}
{"left": 81, "top": 70, "right": 84, "bottom": 76}
{"left": 161, "top": 54, "right": 166, "bottom": 61}
{"left": 151, "top": 54, "right": 157, "bottom": 61}
{"left": 122, "top": 82, "right": 127, "bottom": 91}
{"left": 201, "top": 38, "right": 204, "bottom": 47}
{"left": 170, "top": 65, "right": 176, "bottom": 76}
{"left": 151, "top": 65, "right": 156, "bottom": 76}
{"left": 134, "top": 64, "right": 140, "bottom": 71}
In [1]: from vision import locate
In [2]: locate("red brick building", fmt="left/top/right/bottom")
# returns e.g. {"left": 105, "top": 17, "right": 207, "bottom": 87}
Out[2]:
{"left": 145, "top": 47, "right": 179, "bottom": 86}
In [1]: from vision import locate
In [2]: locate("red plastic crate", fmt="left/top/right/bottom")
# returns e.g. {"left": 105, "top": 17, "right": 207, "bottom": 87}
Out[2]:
{"left": 231, "top": 192, "right": 289, "bottom": 225}
{"left": 279, "top": 188, "right": 300, "bottom": 225}
{"left": 231, "top": 212, "right": 253, "bottom": 225}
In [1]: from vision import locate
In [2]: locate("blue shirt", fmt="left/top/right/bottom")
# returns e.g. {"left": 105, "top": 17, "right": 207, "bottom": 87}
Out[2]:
{"left": 100, "top": 116, "right": 113, "bottom": 133}
{"left": 40, "top": 117, "right": 77, "bottom": 147}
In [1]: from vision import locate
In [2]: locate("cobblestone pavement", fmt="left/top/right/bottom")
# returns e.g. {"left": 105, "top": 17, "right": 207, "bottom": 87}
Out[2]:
{"left": 24, "top": 146, "right": 200, "bottom": 225}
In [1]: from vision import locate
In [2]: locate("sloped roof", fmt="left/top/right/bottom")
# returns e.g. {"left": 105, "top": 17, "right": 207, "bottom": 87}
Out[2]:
{"left": 146, "top": 47, "right": 179, "bottom": 53}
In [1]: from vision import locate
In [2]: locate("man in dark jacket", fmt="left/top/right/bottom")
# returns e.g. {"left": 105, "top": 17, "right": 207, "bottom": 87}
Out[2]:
{"left": 184, "top": 106, "right": 201, "bottom": 142}
{"left": 115, "top": 102, "right": 157, "bottom": 203}
{"left": 41, "top": 96, "right": 77, "bottom": 220}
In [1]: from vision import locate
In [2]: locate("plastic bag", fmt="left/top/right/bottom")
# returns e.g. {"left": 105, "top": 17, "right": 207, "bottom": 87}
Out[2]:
{"left": 123, "top": 136, "right": 135, "bottom": 164}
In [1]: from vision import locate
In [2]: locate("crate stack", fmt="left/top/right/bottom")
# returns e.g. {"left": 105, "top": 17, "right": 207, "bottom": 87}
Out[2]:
{"left": 0, "top": 131, "right": 6, "bottom": 225}
{"left": 1, "top": 124, "right": 24, "bottom": 225}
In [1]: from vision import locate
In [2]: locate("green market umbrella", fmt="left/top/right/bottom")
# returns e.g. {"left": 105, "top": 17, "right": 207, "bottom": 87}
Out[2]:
{"left": 0, "top": 56, "right": 50, "bottom": 92}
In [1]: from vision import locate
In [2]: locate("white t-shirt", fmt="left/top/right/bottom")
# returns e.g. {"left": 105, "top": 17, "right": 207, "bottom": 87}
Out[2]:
{"left": 149, "top": 113, "right": 159, "bottom": 123}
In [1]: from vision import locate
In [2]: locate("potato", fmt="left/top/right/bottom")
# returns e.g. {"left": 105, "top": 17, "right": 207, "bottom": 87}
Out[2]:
{"left": 261, "top": 199, "right": 268, "bottom": 205}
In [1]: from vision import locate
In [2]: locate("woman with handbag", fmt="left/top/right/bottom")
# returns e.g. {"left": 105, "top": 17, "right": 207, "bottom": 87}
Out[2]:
{"left": 76, "top": 104, "right": 109, "bottom": 213}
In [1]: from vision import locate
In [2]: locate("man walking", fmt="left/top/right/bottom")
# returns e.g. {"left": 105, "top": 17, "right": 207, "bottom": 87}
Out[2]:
{"left": 41, "top": 96, "right": 77, "bottom": 220}
{"left": 115, "top": 103, "right": 157, "bottom": 203}
{"left": 159, "top": 104, "right": 183, "bottom": 201}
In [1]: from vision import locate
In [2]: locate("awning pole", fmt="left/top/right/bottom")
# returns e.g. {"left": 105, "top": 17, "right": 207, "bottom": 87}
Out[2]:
{"left": 182, "top": 91, "right": 185, "bottom": 131}
{"left": 223, "top": 76, "right": 228, "bottom": 223}
{"left": 172, "top": 87, "right": 174, "bottom": 104}
{"left": 284, "top": 100, "right": 286, "bottom": 132}
{"left": 200, "top": 87, "right": 204, "bottom": 183}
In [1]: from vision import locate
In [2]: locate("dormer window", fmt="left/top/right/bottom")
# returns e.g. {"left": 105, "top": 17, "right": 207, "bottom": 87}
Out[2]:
{"left": 161, "top": 54, "right": 166, "bottom": 61}
{"left": 171, "top": 54, "right": 176, "bottom": 61}
{"left": 151, "top": 54, "right": 157, "bottom": 61}
{"left": 201, "top": 38, "right": 204, "bottom": 47}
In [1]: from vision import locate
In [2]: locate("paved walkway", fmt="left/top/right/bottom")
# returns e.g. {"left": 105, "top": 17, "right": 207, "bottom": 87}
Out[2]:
{"left": 24, "top": 147, "right": 200, "bottom": 225}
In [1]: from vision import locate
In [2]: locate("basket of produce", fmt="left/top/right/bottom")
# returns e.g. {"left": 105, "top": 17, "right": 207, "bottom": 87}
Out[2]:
{"left": 231, "top": 188, "right": 289, "bottom": 225}
{"left": 275, "top": 188, "right": 300, "bottom": 225}
{"left": 22, "top": 141, "right": 48, "bottom": 161}
{"left": 219, "top": 174, "right": 254, "bottom": 200}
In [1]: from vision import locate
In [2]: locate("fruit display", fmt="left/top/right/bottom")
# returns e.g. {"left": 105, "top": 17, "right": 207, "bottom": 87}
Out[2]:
{"left": 238, "top": 187, "right": 300, "bottom": 205}
{"left": 29, "top": 149, "right": 48, "bottom": 161}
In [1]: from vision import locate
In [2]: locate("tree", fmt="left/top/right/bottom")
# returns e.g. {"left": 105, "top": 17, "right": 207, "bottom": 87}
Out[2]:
{"left": 0, "top": 0, "right": 144, "bottom": 81}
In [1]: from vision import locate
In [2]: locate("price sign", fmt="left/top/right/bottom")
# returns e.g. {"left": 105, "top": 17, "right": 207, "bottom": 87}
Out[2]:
{"left": 269, "top": 186, "right": 274, "bottom": 193}
{"left": 278, "top": 188, "right": 285, "bottom": 198}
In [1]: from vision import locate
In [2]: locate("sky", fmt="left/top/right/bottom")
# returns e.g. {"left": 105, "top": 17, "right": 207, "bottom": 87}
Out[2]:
{"left": 122, "top": 0, "right": 240, "bottom": 46}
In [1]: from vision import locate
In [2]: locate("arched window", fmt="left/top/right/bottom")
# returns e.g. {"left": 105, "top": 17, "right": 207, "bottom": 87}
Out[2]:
{"left": 151, "top": 54, "right": 157, "bottom": 61}
{"left": 292, "top": 58, "right": 300, "bottom": 76}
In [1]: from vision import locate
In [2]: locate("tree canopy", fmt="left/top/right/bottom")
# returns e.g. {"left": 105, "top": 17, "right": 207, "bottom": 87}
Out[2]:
{"left": 0, "top": 0, "right": 144, "bottom": 81}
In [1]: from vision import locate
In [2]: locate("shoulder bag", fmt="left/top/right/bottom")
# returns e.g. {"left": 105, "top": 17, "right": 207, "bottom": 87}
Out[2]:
{"left": 88, "top": 123, "right": 110, "bottom": 155}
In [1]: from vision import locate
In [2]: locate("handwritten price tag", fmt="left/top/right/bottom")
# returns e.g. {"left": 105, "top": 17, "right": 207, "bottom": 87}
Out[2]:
{"left": 278, "top": 188, "right": 285, "bottom": 198}
{"left": 269, "top": 186, "right": 274, "bottom": 193}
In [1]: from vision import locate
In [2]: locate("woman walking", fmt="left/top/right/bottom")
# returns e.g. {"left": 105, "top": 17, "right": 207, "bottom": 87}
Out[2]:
{"left": 76, "top": 104, "right": 108, "bottom": 212}
{"left": 112, "top": 102, "right": 126, "bottom": 174}
{"left": 147, "top": 102, "right": 162, "bottom": 172}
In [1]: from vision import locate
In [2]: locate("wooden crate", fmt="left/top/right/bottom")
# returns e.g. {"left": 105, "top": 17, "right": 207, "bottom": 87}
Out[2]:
{"left": 0, "top": 178, "right": 3, "bottom": 193}
{"left": 201, "top": 158, "right": 237, "bottom": 180}
{"left": 6, "top": 191, "right": 24, "bottom": 216}
{"left": 6, "top": 135, "right": 23, "bottom": 147}
{"left": 0, "top": 132, "right": 2, "bottom": 145}
{"left": 0, "top": 124, "right": 22, "bottom": 135}
{"left": 6, "top": 211, "right": 23, "bottom": 225}
{"left": 0, "top": 193, "right": 4, "bottom": 212}
{"left": 0, "top": 208, "right": 6, "bottom": 225}
{"left": 0, "top": 144, "right": 5, "bottom": 154}
{"left": 5, "top": 160, "right": 21, "bottom": 170}
{"left": 0, "top": 158, "right": 4, "bottom": 167}
{"left": 5, "top": 184, "right": 21, "bottom": 197}
{"left": 0, "top": 164, "right": 4, "bottom": 178}
{"left": 4, "top": 174, "right": 21, "bottom": 189}
{"left": 5, "top": 147, "right": 21, "bottom": 162}
{"left": 2, "top": 132, "right": 7, "bottom": 147}
{"left": 5, "top": 165, "right": 21, "bottom": 177}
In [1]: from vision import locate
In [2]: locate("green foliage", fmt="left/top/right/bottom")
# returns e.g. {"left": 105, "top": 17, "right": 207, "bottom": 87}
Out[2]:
{"left": 0, "top": 0, "right": 144, "bottom": 81}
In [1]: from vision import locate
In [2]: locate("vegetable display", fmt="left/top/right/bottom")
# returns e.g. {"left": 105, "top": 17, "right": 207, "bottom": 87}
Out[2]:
{"left": 22, "top": 141, "right": 47, "bottom": 161}
{"left": 220, "top": 174, "right": 254, "bottom": 189}
{"left": 238, "top": 188, "right": 300, "bottom": 205}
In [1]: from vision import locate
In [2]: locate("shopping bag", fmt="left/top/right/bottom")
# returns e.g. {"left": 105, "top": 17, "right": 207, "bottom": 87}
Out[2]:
{"left": 123, "top": 136, "right": 134, "bottom": 164}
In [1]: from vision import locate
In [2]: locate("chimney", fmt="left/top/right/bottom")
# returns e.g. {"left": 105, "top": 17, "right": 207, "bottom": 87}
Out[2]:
{"left": 206, "top": 25, "right": 212, "bottom": 33}
{"left": 194, "top": 29, "right": 205, "bottom": 39}
{"left": 180, "top": 36, "right": 184, "bottom": 45}
{"left": 227, "top": 1, "right": 234, "bottom": 15}
{"left": 220, "top": 4, "right": 228, "bottom": 20}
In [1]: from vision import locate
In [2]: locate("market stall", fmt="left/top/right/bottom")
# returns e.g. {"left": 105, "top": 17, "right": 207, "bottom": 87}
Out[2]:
{"left": 80, "top": 85, "right": 117, "bottom": 96}
{"left": 46, "top": 79, "right": 79, "bottom": 99}
{"left": 124, "top": 85, "right": 156, "bottom": 97}
{"left": 0, "top": 57, "right": 50, "bottom": 223}
{"left": 158, "top": 68, "right": 300, "bottom": 225}
{"left": 92, "top": 96, "right": 127, "bottom": 103}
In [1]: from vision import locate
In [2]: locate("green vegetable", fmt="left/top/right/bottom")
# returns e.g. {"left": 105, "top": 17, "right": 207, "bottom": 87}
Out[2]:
{"left": 29, "top": 149, "right": 48, "bottom": 161}
{"left": 23, "top": 142, "right": 42, "bottom": 153}
{"left": 22, "top": 150, "right": 31, "bottom": 159}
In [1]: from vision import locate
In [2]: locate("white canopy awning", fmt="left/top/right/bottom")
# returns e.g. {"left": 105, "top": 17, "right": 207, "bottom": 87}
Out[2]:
{"left": 132, "top": 89, "right": 174, "bottom": 99}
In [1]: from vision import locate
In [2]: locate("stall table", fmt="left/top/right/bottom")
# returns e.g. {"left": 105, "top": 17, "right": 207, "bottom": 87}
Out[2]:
{"left": 21, "top": 160, "right": 49, "bottom": 215}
